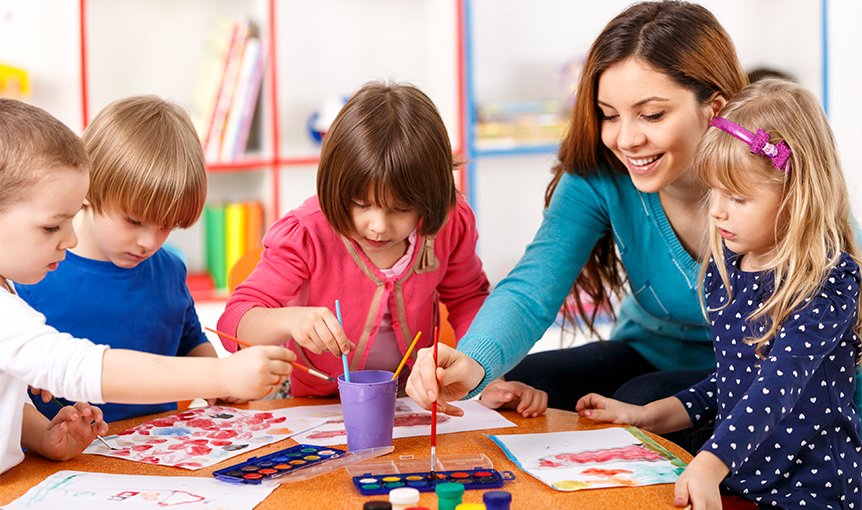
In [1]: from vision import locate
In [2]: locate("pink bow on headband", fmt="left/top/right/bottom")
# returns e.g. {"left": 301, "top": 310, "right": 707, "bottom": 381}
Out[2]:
{"left": 710, "top": 117, "right": 792, "bottom": 174}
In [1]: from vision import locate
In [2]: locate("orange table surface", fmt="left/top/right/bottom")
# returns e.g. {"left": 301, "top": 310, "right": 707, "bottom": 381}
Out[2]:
{"left": 0, "top": 399, "right": 693, "bottom": 509}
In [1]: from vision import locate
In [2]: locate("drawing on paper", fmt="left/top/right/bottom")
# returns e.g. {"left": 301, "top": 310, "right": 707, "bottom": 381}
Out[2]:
{"left": 489, "top": 427, "right": 687, "bottom": 491}
{"left": 83, "top": 405, "right": 329, "bottom": 470}
{"left": 1, "top": 471, "right": 275, "bottom": 510}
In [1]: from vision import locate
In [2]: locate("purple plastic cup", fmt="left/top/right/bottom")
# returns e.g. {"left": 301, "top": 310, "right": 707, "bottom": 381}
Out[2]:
{"left": 337, "top": 370, "right": 397, "bottom": 451}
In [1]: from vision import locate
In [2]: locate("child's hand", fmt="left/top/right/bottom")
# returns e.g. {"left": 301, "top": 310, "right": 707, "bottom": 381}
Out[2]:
{"left": 28, "top": 386, "right": 55, "bottom": 404}
{"left": 405, "top": 344, "right": 485, "bottom": 417}
{"left": 209, "top": 396, "right": 250, "bottom": 406}
{"left": 222, "top": 345, "right": 295, "bottom": 399}
{"left": 479, "top": 378, "right": 548, "bottom": 417}
{"left": 576, "top": 393, "right": 645, "bottom": 426}
{"left": 673, "top": 451, "right": 728, "bottom": 509}
{"left": 39, "top": 402, "right": 109, "bottom": 461}
{"left": 284, "top": 307, "right": 355, "bottom": 356}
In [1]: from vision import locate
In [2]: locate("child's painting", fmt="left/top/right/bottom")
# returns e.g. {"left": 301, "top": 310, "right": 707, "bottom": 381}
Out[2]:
{"left": 2, "top": 471, "right": 275, "bottom": 510}
{"left": 488, "top": 427, "right": 687, "bottom": 491}
{"left": 83, "top": 406, "right": 329, "bottom": 470}
{"left": 291, "top": 397, "right": 516, "bottom": 446}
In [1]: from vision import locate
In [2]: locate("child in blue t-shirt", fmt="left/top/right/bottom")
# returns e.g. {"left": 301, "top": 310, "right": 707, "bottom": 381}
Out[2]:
{"left": 20, "top": 95, "right": 246, "bottom": 423}
{"left": 0, "top": 98, "right": 292, "bottom": 474}
{"left": 576, "top": 79, "right": 862, "bottom": 510}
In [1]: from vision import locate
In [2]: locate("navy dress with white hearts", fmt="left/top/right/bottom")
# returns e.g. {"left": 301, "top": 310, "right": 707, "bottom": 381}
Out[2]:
{"left": 675, "top": 250, "right": 862, "bottom": 510}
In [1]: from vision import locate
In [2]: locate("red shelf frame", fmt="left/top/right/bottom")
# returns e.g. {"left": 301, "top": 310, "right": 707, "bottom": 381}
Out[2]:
{"left": 78, "top": 0, "right": 467, "bottom": 299}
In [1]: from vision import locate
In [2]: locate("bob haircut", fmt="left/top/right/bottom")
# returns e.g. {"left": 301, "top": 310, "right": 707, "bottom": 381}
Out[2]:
{"left": 317, "top": 81, "right": 458, "bottom": 237}
{"left": 695, "top": 78, "right": 862, "bottom": 356}
{"left": 547, "top": 1, "right": 749, "bottom": 337}
{"left": 82, "top": 95, "right": 207, "bottom": 229}
{"left": 0, "top": 99, "right": 90, "bottom": 211}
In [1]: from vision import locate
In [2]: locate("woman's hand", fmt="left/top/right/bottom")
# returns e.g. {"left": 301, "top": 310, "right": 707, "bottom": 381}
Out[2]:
{"left": 405, "top": 343, "right": 485, "bottom": 417}
{"left": 282, "top": 307, "right": 355, "bottom": 356}
{"left": 673, "top": 451, "right": 728, "bottom": 509}
{"left": 479, "top": 378, "right": 548, "bottom": 417}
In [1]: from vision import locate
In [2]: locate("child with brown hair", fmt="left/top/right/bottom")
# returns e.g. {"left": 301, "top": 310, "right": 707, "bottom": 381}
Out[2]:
{"left": 218, "top": 81, "right": 546, "bottom": 415}
{"left": 20, "top": 95, "right": 247, "bottom": 423}
{"left": 0, "top": 98, "right": 292, "bottom": 474}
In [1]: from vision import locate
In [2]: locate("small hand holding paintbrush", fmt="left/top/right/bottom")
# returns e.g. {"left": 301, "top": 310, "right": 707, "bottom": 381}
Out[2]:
{"left": 204, "top": 326, "right": 334, "bottom": 381}
{"left": 50, "top": 397, "right": 117, "bottom": 450}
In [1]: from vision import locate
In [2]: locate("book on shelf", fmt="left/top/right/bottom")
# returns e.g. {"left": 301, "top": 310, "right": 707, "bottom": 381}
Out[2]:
{"left": 188, "top": 17, "right": 238, "bottom": 148}
{"left": 219, "top": 36, "right": 266, "bottom": 161}
{"left": 204, "top": 201, "right": 264, "bottom": 290}
{"left": 205, "top": 17, "right": 251, "bottom": 162}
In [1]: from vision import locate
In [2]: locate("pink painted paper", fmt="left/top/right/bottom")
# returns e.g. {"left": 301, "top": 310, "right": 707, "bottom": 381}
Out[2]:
{"left": 83, "top": 405, "right": 328, "bottom": 470}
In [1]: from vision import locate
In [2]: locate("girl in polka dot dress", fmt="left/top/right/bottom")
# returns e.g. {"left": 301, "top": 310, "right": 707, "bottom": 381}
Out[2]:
{"left": 576, "top": 78, "right": 862, "bottom": 510}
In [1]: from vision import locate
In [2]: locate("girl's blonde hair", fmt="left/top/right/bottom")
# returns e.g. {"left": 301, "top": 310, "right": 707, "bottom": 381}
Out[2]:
{"left": 694, "top": 78, "right": 862, "bottom": 358}
{"left": 82, "top": 95, "right": 207, "bottom": 229}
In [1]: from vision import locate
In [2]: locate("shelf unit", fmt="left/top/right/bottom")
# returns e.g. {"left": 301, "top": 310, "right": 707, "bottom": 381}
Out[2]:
{"left": 77, "top": 0, "right": 466, "bottom": 300}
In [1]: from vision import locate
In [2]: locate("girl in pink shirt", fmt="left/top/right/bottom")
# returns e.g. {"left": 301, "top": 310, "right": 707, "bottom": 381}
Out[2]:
{"left": 218, "top": 82, "right": 546, "bottom": 415}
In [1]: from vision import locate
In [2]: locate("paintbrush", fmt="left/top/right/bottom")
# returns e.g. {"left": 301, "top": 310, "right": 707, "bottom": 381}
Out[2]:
{"left": 50, "top": 397, "right": 117, "bottom": 450}
{"left": 391, "top": 331, "right": 423, "bottom": 381}
{"left": 336, "top": 299, "right": 350, "bottom": 382}
{"left": 203, "top": 326, "right": 334, "bottom": 381}
{"left": 430, "top": 325, "right": 439, "bottom": 476}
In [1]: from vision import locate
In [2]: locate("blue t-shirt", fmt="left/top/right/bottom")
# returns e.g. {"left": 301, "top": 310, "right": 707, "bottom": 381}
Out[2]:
{"left": 676, "top": 251, "right": 862, "bottom": 509}
{"left": 18, "top": 249, "right": 208, "bottom": 423}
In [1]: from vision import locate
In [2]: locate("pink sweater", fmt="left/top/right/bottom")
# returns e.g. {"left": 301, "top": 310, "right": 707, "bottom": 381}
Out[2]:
{"left": 217, "top": 195, "right": 490, "bottom": 397}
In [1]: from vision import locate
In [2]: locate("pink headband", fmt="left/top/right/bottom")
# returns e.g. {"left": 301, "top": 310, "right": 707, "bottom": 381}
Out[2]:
{"left": 710, "top": 116, "right": 793, "bottom": 174}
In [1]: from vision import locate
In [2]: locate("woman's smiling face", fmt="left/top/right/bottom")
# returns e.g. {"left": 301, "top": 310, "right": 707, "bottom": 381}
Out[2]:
{"left": 598, "top": 58, "right": 723, "bottom": 194}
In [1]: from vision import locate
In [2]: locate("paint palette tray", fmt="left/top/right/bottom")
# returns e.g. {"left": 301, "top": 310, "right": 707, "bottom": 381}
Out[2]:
{"left": 346, "top": 453, "right": 515, "bottom": 495}
{"left": 213, "top": 444, "right": 345, "bottom": 484}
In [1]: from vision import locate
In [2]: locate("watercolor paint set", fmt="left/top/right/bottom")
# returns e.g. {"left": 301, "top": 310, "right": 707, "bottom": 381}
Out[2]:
{"left": 212, "top": 444, "right": 345, "bottom": 484}
{"left": 212, "top": 444, "right": 394, "bottom": 485}
{"left": 345, "top": 453, "right": 515, "bottom": 495}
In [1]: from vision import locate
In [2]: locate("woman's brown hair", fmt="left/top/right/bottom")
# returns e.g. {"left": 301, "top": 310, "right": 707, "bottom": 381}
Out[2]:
{"left": 317, "top": 81, "right": 458, "bottom": 237}
{"left": 549, "top": 1, "right": 748, "bottom": 337}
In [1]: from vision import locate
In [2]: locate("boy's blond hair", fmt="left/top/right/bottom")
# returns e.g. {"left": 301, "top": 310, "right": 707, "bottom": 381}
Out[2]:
{"left": 0, "top": 99, "right": 90, "bottom": 211}
{"left": 82, "top": 95, "right": 207, "bottom": 229}
{"left": 695, "top": 79, "right": 862, "bottom": 359}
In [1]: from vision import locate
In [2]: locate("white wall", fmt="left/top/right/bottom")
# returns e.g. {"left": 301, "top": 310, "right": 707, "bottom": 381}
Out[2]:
{"left": 828, "top": 0, "right": 862, "bottom": 220}
{"left": 1, "top": 1, "right": 858, "bottom": 287}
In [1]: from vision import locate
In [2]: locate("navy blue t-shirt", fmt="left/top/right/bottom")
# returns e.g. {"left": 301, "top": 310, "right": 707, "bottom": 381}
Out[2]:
{"left": 676, "top": 250, "right": 862, "bottom": 509}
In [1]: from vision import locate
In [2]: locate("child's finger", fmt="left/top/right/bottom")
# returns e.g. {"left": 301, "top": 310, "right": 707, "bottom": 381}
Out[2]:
{"left": 673, "top": 479, "right": 692, "bottom": 508}
{"left": 318, "top": 317, "right": 347, "bottom": 355}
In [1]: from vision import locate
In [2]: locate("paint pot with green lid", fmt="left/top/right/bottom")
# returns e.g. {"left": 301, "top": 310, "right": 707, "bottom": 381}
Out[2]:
{"left": 435, "top": 482, "right": 465, "bottom": 510}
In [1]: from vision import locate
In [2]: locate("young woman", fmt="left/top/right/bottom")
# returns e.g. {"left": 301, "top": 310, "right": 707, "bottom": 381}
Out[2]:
{"left": 407, "top": 1, "right": 747, "bottom": 451}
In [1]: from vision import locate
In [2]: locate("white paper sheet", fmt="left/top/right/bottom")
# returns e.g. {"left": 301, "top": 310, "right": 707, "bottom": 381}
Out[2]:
{"left": 83, "top": 406, "right": 329, "bottom": 470}
{"left": 488, "top": 427, "right": 687, "bottom": 491}
{"left": 291, "top": 397, "right": 516, "bottom": 446}
{"left": 1, "top": 471, "right": 276, "bottom": 510}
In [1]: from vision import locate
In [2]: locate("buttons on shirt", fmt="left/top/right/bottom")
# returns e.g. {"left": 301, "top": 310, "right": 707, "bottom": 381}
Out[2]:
{"left": 392, "top": 322, "right": 401, "bottom": 330}
{"left": 384, "top": 282, "right": 394, "bottom": 291}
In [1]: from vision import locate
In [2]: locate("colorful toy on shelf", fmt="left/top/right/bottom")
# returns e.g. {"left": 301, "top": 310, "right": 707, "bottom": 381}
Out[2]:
{"left": 0, "top": 64, "right": 29, "bottom": 99}
{"left": 307, "top": 96, "right": 348, "bottom": 142}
